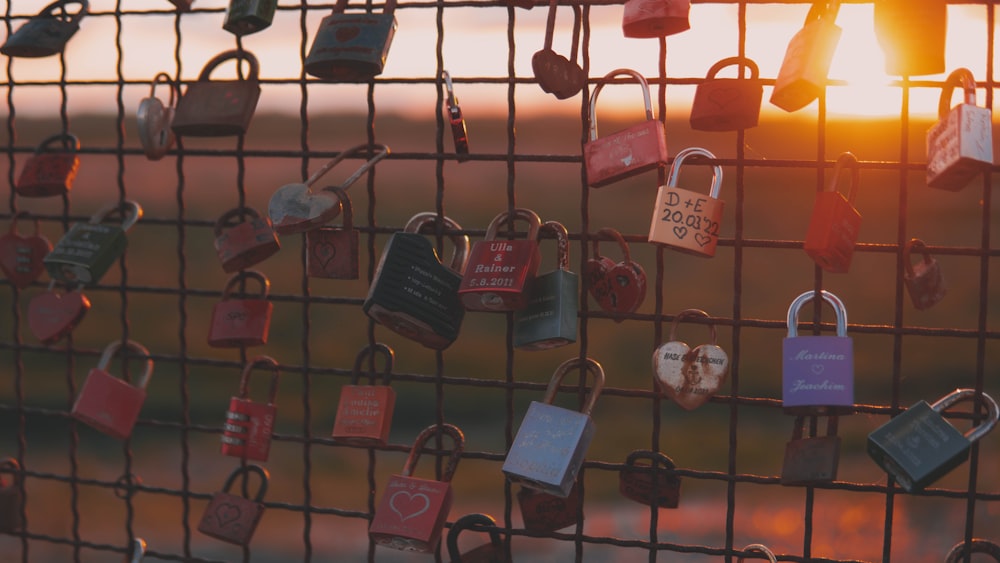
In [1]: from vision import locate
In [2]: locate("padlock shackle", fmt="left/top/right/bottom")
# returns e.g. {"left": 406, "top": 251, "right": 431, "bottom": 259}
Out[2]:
{"left": 7, "top": 210, "right": 42, "bottom": 236}
{"left": 237, "top": 355, "right": 280, "bottom": 404}
{"left": 803, "top": 0, "right": 839, "bottom": 24}
{"left": 484, "top": 208, "right": 542, "bottom": 241}
{"left": 149, "top": 72, "right": 176, "bottom": 107}
{"left": 541, "top": 0, "right": 582, "bottom": 63}
{"left": 96, "top": 339, "right": 154, "bottom": 390}
{"left": 945, "top": 539, "right": 1000, "bottom": 563}
{"left": 128, "top": 538, "right": 147, "bottom": 563}
{"left": 319, "top": 186, "right": 353, "bottom": 229}
{"left": 543, "top": 357, "right": 605, "bottom": 416}
{"left": 624, "top": 449, "right": 676, "bottom": 470}
{"left": 88, "top": 200, "right": 143, "bottom": 232}
{"left": 668, "top": 308, "right": 717, "bottom": 346}
{"left": 738, "top": 543, "right": 777, "bottom": 563}
{"left": 666, "top": 147, "right": 723, "bottom": 199}
{"left": 305, "top": 143, "right": 391, "bottom": 191}
{"left": 446, "top": 513, "right": 502, "bottom": 560}
{"left": 442, "top": 69, "right": 458, "bottom": 106}
{"left": 221, "top": 463, "right": 270, "bottom": 502}
{"left": 786, "top": 289, "right": 848, "bottom": 338}
{"left": 221, "top": 269, "right": 271, "bottom": 300}
{"left": 213, "top": 206, "right": 263, "bottom": 237}
{"left": 197, "top": 49, "right": 260, "bottom": 82}
{"left": 541, "top": 220, "right": 570, "bottom": 271}
{"left": 902, "top": 238, "right": 934, "bottom": 279}
{"left": 41, "top": 0, "right": 89, "bottom": 21}
{"left": 589, "top": 68, "right": 654, "bottom": 142}
{"left": 937, "top": 67, "right": 978, "bottom": 119}
{"left": 401, "top": 423, "right": 465, "bottom": 482}
{"left": 790, "top": 414, "right": 839, "bottom": 440}
{"left": 930, "top": 388, "right": 1000, "bottom": 444}
{"left": 403, "top": 212, "right": 470, "bottom": 274}
{"left": 37, "top": 132, "right": 80, "bottom": 153}
{"left": 331, "top": 0, "right": 397, "bottom": 15}
{"left": 705, "top": 56, "right": 759, "bottom": 81}
{"left": 590, "top": 227, "right": 632, "bottom": 265}
{"left": 825, "top": 152, "right": 860, "bottom": 205}
{"left": 350, "top": 342, "right": 394, "bottom": 385}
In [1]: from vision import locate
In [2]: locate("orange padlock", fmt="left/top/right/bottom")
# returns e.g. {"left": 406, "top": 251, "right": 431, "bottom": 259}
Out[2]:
{"left": 689, "top": 56, "right": 762, "bottom": 132}
{"left": 770, "top": 1, "right": 842, "bottom": 113}
{"left": 15, "top": 133, "right": 81, "bottom": 198}
{"left": 803, "top": 152, "right": 862, "bottom": 274}
{"left": 648, "top": 147, "right": 724, "bottom": 257}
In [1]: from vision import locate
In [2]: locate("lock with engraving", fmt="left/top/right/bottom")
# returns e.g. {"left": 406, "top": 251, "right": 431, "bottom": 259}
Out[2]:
{"left": 874, "top": 0, "right": 946, "bottom": 77}
{"left": 803, "top": 152, "right": 862, "bottom": 273}
{"left": 459, "top": 208, "right": 542, "bottom": 312}
{"left": 304, "top": 0, "right": 397, "bottom": 82}
{"left": 649, "top": 147, "right": 725, "bottom": 257}
{"left": 221, "top": 355, "right": 280, "bottom": 462}
{"left": 213, "top": 206, "right": 281, "bottom": 274}
{"left": 331, "top": 343, "right": 396, "bottom": 446}
{"left": 306, "top": 186, "right": 359, "bottom": 279}
{"left": 1, "top": 0, "right": 88, "bottom": 58}
{"left": 513, "top": 220, "right": 578, "bottom": 351}
{"left": 198, "top": 464, "right": 269, "bottom": 545}
{"left": 0, "top": 212, "right": 52, "bottom": 289}
{"left": 584, "top": 227, "right": 647, "bottom": 321}
{"left": 28, "top": 280, "right": 90, "bottom": 345}
{"left": 15, "top": 133, "right": 81, "bottom": 198}
{"left": 945, "top": 539, "right": 1000, "bottom": 563}
{"left": 443, "top": 70, "right": 470, "bottom": 161}
{"left": 172, "top": 49, "right": 262, "bottom": 137}
{"left": 690, "top": 56, "right": 762, "bottom": 132}
{"left": 532, "top": 0, "right": 585, "bottom": 100}
{"left": 926, "top": 68, "right": 994, "bottom": 192}
{"left": 71, "top": 339, "right": 153, "bottom": 440}
{"left": 136, "top": 73, "right": 177, "bottom": 161}
{"left": 770, "top": 1, "right": 842, "bottom": 112}
{"left": 903, "top": 238, "right": 946, "bottom": 310}
{"left": 446, "top": 513, "right": 504, "bottom": 563}
{"left": 44, "top": 200, "right": 143, "bottom": 286}
{"left": 782, "top": 289, "right": 853, "bottom": 414}
{"left": 223, "top": 0, "right": 277, "bottom": 36}
{"left": 618, "top": 449, "right": 681, "bottom": 508}
{"left": 780, "top": 415, "right": 840, "bottom": 485}
{"left": 517, "top": 482, "right": 581, "bottom": 532}
{"left": 622, "top": 0, "right": 689, "bottom": 38}
{"left": 653, "top": 309, "right": 729, "bottom": 411}
{"left": 0, "top": 458, "right": 24, "bottom": 532}
{"left": 207, "top": 270, "right": 274, "bottom": 348}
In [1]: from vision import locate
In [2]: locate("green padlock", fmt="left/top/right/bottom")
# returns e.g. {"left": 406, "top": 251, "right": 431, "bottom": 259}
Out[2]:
{"left": 43, "top": 200, "right": 142, "bottom": 285}
{"left": 513, "top": 220, "right": 578, "bottom": 351}
{"left": 223, "top": 0, "right": 277, "bottom": 36}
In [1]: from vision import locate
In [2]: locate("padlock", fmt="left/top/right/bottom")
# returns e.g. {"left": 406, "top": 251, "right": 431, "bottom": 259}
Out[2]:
{"left": 364, "top": 212, "right": 469, "bottom": 350}
{"left": 331, "top": 343, "right": 396, "bottom": 445}
{"left": 71, "top": 339, "right": 153, "bottom": 440}
{"left": 903, "top": 238, "right": 946, "bottom": 310}
{"left": 780, "top": 415, "right": 840, "bottom": 485}
{"left": 503, "top": 357, "right": 604, "bottom": 498}
{"left": 223, "top": 0, "right": 277, "bottom": 36}
{"left": 128, "top": 538, "right": 147, "bottom": 563}
{"left": 803, "top": 152, "right": 862, "bottom": 273}
{"left": 516, "top": 482, "right": 581, "bottom": 532}
{"left": 652, "top": 309, "right": 729, "bottom": 411}
{"left": 584, "top": 68, "right": 669, "bottom": 188}
{"left": 306, "top": 186, "right": 359, "bottom": 279}
{"left": 583, "top": 227, "right": 646, "bottom": 321}
{"left": 0, "top": 212, "right": 52, "bottom": 289}
{"left": 15, "top": 133, "right": 81, "bottom": 198}
{"left": 738, "top": 544, "right": 777, "bottom": 563}
{"left": 136, "top": 73, "right": 177, "bottom": 161}
{"left": 1, "top": 0, "right": 88, "bottom": 58}
{"left": 304, "top": 0, "right": 397, "bottom": 82}
{"left": 868, "top": 388, "right": 999, "bottom": 492}
{"left": 369, "top": 423, "right": 465, "bottom": 553}
{"left": 0, "top": 458, "right": 24, "bottom": 532}
{"left": 622, "top": 0, "right": 689, "bottom": 38}
{"left": 770, "top": 1, "right": 842, "bottom": 112}
{"left": 169, "top": 0, "right": 193, "bottom": 11}
{"left": 648, "top": 147, "right": 725, "bottom": 257}
{"left": 689, "top": 56, "right": 763, "bottom": 132}
{"left": 782, "top": 289, "right": 853, "bottom": 414}
{"left": 28, "top": 280, "right": 90, "bottom": 345}
{"left": 532, "top": 0, "right": 585, "bottom": 100}
{"left": 221, "top": 356, "right": 280, "bottom": 462}
{"left": 197, "top": 464, "right": 269, "bottom": 546}
{"left": 171, "top": 49, "right": 262, "bottom": 137}
{"left": 269, "top": 143, "right": 389, "bottom": 235}
{"left": 459, "top": 208, "right": 542, "bottom": 312}
{"left": 926, "top": 68, "right": 994, "bottom": 192}
{"left": 446, "top": 513, "right": 504, "bottom": 563}
{"left": 44, "top": 200, "right": 143, "bottom": 286}
{"left": 207, "top": 270, "right": 273, "bottom": 348}
{"left": 945, "top": 539, "right": 1000, "bottom": 563}
{"left": 618, "top": 449, "right": 681, "bottom": 508}
{"left": 443, "top": 70, "right": 470, "bottom": 161}
{"left": 213, "top": 206, "right": 281, "bottom": 274}
{"left": 513, "top": 221, "right": 578, "bottom": 351}
{"left": 873, "top": 0, "right": 946, "bottom": 77}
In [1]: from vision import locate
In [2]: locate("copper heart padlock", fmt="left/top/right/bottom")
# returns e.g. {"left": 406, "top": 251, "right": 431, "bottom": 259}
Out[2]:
{"left": 28, "top": 280, "right": 90, "bottom": 345}
{"left": 584, "top": 227, "right": 646, "bottom": 321}
{"left": 0, "top": 212, "right": 52, "bottom": 289}
{"left": 652, "top": 308, "right": 729, "bottom": 411}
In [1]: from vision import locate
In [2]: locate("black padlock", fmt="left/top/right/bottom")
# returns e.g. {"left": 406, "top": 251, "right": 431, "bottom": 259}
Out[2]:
{"left": 44, "top": 200, "right": 143, "bottom": 285}
{"left": 1, "top": 0, "right": 88, "bottom": 58}
{"left": 446, "top": 513, "right": 505, "bottom": 563}
{"left": 780, "top": 415, "right": 840, "bottom": 486}
{"left": 618, "top": 449, "right": 681, "bottom": 508}
{"left": 304, "top": 0, "right": 398, "bottom": 82}
{"left": 532, "top": 0, "right": 585, "bottom": 100}
{"left": 223, "top": 0, "right": 277, "bottom": 36}
{"left": 171, "top": 50, "right": 262, "bottom": 137}
{"left": 0, "top": 458, "right": 24, "bottom": 532}
{"left": 902, "top": 238, "right": 946, "bottom": 310}
{"left": 867, "top": 388, "right": 999, "bottom": 492}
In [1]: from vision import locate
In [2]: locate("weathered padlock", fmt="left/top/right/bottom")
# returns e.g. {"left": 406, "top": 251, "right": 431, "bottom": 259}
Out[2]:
{"left": 738, "top": 544, "right": 777, "bottom": 563}
{"left": 873, "top": 0, "right": 946, "bottom": 77}
{"left": 513, "top": 221, "right": 578, "bottom": 351}
{"left": 304, "top": 0, "right": 397, "bottom": 82}
{"left": 197, "top": 464, "right": 269, "bottom": 545}
{"left": 207, "top": 270, "right": 273, "bottom": 348}
{"left": 0, "top": 212, "right": 52, "bottom": 289}
{"left": 926, "top": 68, "right": 994, "bottom": 192}
{"left": 903, "top": 238, "right": 946, "bottom": 310}
{"left": 1, "top": 0, "right": 88, "bottom": 58}
{"left": 517, "top": 482, "right": 581, "bottom": 532}
{"left": 690, "top": 56, "right": 763, "bottom": 132}
{"left": 459, "top": 208, "right": 542, "bottom": 312}
{"left": 945, "top": 539, "right": 1000, "bottom": 563}
{"left": 213, "top": 207, "right": 281, "bottom": 274}
{"left": 622, "top": 0, "right": 689, "bottom": 38}
{"left": 782, "top": 289, "right": 853, "bottom": 414}
{"left": 171, "top": 50, "right": 261, "bottom": 137}
{"left": 221, "top": 356, "right": 280, "bottom": 462}
{"left": 223, "top": 0, "right": 277, "bottom": 36}
{"left": 584, "top": 68, "right": 669, "bottom": 188}
{"left": 364, "top": 212, "right": 469, "bottom": 350}
{"left": 331, "top": 343, "right": 396, "bottom": 445}
{"left": 532, "top": 0, "right": 585, "bottom": 100}
{"left": 649, "top": 147, "right": 725, "bottom": 257}
{"left": 71, "top": 339, "right": 153, "bottom": 440}
{"left": 369, "top": 423, "right": 465, "bottom": 553}
{"left": 306, "top": 186, "right": 359, "bottom": 279}
{"left": 28, "top": 280, "right": 90, "bottom": 345}
{"left": 503, "top": 357, "right": 604, "bottom": 498}
{"left": 803, "top": 152, "right": 862, "bottom": 273}
{"left": 652, "top": 309, "right": 729, "bottom": 411}
{"left": 269, "top": 143, "right": 389, "bottom": 235}
{"left": 0, "top": 458, "right": 24, "bottom": 532}
{"left": 44, "top": 200, "right": 143, "bottom": 286}
{"left": 868, "top": 389, "right": 999, "bottom": 492}
{"left": 136, "top": 73, "right": 177, "bottom": 161}
{"left": 584, "top": 227, "right": 647, "bottom": 321}
{"left": 169, "top": 0, "right": 193, "bottom": 11}
{"left": 443, "top": 70, "right": 470, "bottom": 161}
{"left": 618, "top": 450, "right": 681, "bottom": 508}
{"left": 770, "top": 1, "right": 842, "bottom": 112}
{"left": 780, "top": 415, "right": 840, "bottom": 485}
{"left": 15, "top": 133, "right": 81, "bottom": 198}
{"left": 446, "top": 513, "right": 504, "bottom": 563}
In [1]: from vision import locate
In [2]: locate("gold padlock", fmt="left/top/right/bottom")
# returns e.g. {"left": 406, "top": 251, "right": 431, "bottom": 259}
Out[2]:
{"left": 648, "top": 147, "right": 724, "bottom": 257}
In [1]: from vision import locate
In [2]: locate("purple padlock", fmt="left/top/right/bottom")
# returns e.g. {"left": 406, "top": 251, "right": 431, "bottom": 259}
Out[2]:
{"left": 782, "top": 289, "right": 853, "bottom": 414}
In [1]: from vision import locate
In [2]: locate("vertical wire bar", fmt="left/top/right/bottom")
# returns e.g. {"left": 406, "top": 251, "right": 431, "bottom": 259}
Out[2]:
{"left": 365, "top": 67, "right": 380, "bottom": 563}
{"left": 502, "top": 2, "right": 518, "bottom": 559}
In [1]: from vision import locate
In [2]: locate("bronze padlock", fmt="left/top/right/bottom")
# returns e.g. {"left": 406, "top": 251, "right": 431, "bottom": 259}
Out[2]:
{"left": 306, "top": 186, "right": 359, "bottom": 279}
{"left": 171, "top": 49, "right": 262, "bottom": 137}
{"left": 780, "top": 415, "right": 840, "bottom": 486}
{"left": 902, "top": 238, "right": 946, "bottom": 310}
{"left": 15, "top": 133, "right": 81, "bottom": 198}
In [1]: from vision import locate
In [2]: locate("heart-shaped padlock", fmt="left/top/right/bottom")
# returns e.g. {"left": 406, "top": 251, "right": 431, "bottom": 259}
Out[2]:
{"left": 27, "top": 281, "right": 90, "bottom": 344}
{"left": 0, "top": 213, "right": 52, "bottom": 289}
{"left": 136, "top": 72, "right": 177, "bottom": 161}
{"left": 652, "top": 309, "right": 729, "bottom": 410}
{"left": 584, "top": 228, "right": 646, "bottom": 321}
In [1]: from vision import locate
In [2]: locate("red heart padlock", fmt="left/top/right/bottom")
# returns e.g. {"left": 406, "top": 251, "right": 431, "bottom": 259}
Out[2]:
{"left": 27, "top": 282, "right": 90, "bottom": 345}
{"left": 0, "top": 213, "right": 52, "bottom": 289}
{"left": 584, "top": 228, "right": 646, "bottom": 321}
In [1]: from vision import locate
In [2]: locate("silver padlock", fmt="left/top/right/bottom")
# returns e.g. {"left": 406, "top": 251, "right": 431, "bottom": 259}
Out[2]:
{"left": 136, "top": 73, "right": 177, "bottom": 161}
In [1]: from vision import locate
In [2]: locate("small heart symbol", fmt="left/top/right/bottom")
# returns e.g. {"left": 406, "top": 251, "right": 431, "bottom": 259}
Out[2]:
{"left": 672, "top": 225, "right": 688, "bottom": 240}
{"left": 0, "top": 231, "right": 52, "bottom": 289}
{"left": 811, "top": 364, "right": 824, "bottom": 375}
{"left": 267, "top": 183, "right": 341, "bottom": 235}
{"left": 388, "top": 490, "right": 430, "bottom": 522}
{"left": 214, "top": 502, "right": 243, "bottom": 528}
{"left": 28, "top": 289, "right": 90, "bottom": 345}
{"left": 707, "top": 86, "right": 741, "bottom": 109}
{"left": 335, "top": 26, "right": 361, "bottom": 43}
{"left": 694, "top": 232, "right": 712, "bottom": 247}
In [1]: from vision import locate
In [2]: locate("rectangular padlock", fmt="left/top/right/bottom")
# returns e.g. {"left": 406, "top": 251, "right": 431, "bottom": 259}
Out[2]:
{"left": 926, "top": 68, "right": 994, "bottom": 192}
{"left": 0, "top": 0, "right": 87, "bottom": 58}
{"left": 780, "top": 416, "right": 840, "bottom": 485}
{"left": 648, "top": 147, "right": 725, "bottom": 257}
{"left": 803, "top": 153, "right": 862, "bottom": 274}
{"left": 207, "top": 271, "right": 273, "bottom": 348}
{"left": 306, "top": 189, "right": 359, "bottom": 279}
{"left": 459, "top": 209, "right": 542, "bottom": 312}
{"left": 44, "top": 201, "right": 141, "bottom": 286}
{"left": 198, "top": 465, "right": 269, "bottom": 546}
{"left": 220, "top": 356, "right": 280, "bottom": 463}
{"left": 689, "top": 56, "right": 762, "bottom": 132}
{"left": 331, "top": 344, "right": 396, "bottom": 445}
{"left": 517, "top": 483, "right": 581, "bottom": 533}
{"left": 770, "top": 2, "right": 842, "bottom": 112}
{"left": 304, "top": 0, "right": 397, "bottom": 82}
{"left": 223, "top": 0, "right": 277, "bottom": 36}
{"left": 71, "top": 340, "right": 153, "bottom": 440}
{"left": 213, "top": 207, "right": 280, "bottom": 274}
{"left": 782, "top": 290, "right": 853, "bottom": 413}
{"left": 15, "top": 133, "right": 81, "bottom": 198}
{"left": 903, "top": 238, "right": 946, "bottom": 310}
{"left": 618, "top": 450, "right": 681, "bottom": 508}
{"left": 514, "top": 219, "right": 577, "bottom": 350}
{"left": 172, "top": 50, "right": 261, "bottom": 137}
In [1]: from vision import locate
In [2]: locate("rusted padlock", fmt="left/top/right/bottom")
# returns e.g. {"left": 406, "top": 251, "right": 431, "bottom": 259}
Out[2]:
{"left": 207, "top": 270, "right": 274, "bottom": 348}
{"left": 803, "top": 152, "right": 862, "bottom": 274}
{"left": 780, "top": 415, "right": 840, "bottom": 486}
{"left": 902, "top": 238, "right": 946, "bottom": 310}
{"left": 171, "top": 49, "right": 262, "bottom": 137}
{"left": 306, "top": 186, "right": 359, "bottom": 279}
{"left": 304, "top": 0, "right": 398, "bottom": 82}
{"left": 15, "top": 133, "right": 81, "bottom": 198}
{"left": 136, "top": 73, "right": 177, "bottom": 161}
{"left": 618, "top": 449, "right": 681, "bottom": 508}
{"left": 652, "top": 309, "right": 729, "bottom": 411}
{"left": 213, "top": 207, "right": 281, "bottom": 274}
{"left": 689, "top": 56, "right": 762, "bottom": 132}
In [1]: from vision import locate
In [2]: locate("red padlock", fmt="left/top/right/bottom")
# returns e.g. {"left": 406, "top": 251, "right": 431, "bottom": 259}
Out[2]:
{"left": 331, "top": 343, "right": 396, "bottom": 445}
{"left": 446, "top": 513, "right": 505, "bottom": 563}
{"left": 15, "top": 133, "right": 81, "bottom": 198}
{"left": 584, "top": 227, "right": 647, "bottom": 321}
{"left": 197, "top": 464, "right": 269, "bottom": 546}
{"left": 803, "top": 152, "right": 862, "bottom": 274}
{"left": 369, "top": 423, "right": 465, "bottom": 553}
{"left": 458, "top": 208, "right": 542, "bottom": 312}
{"left": 618, "top": 450, "right": 681, "bottom": 508}
{"left": 903, "top": 238, "right": 946, "bottom": 310}
{"left": 689, "top": 56, "right": 763, "bottom": 132}
{"left": 221, "top": 356, "right": 280, "bottom": 462}
{"left": 71, "top": 339, "right": 153, "bottom": 440}
{"left": 0, "top": 212, "right": 52, "bottom": 289}
{"left": 516, "top": 482, "right": 581, "bottom": 532}
{"left": 443, "top": 70, "right": 470, "bottom": 161}
{"left": 213, "top": 207, "right": 280, "bottom": 274}
{"left": 28, "top": 280, "right": 91, "bottom": 345}
{"left": 0, "top": 458, "right": 24, "bottom": 532}
{"left": 306, "top": 186, "right": 359, "bottom": 279}
{"left": 622, "top": 0, "right": 690, "bottom": 38}
{"left": 207, "top": 270, "right": 274, "bottom": 348}
{"left": 770, "top": 1, "right": 842, "bottom": 113}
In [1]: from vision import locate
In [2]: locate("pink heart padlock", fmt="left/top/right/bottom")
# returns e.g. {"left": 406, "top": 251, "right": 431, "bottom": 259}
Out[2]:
{"left": 585, "top": 228, "right": 646, "bottom": 321}
{"left": 0, "top": 213, "right": 52, "bottom": 289}
{"left": 27, "top": 283, "right": 91, "bottom": 345}
{"left": 652, "top": 309, "right": 729, "bottom": 410}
